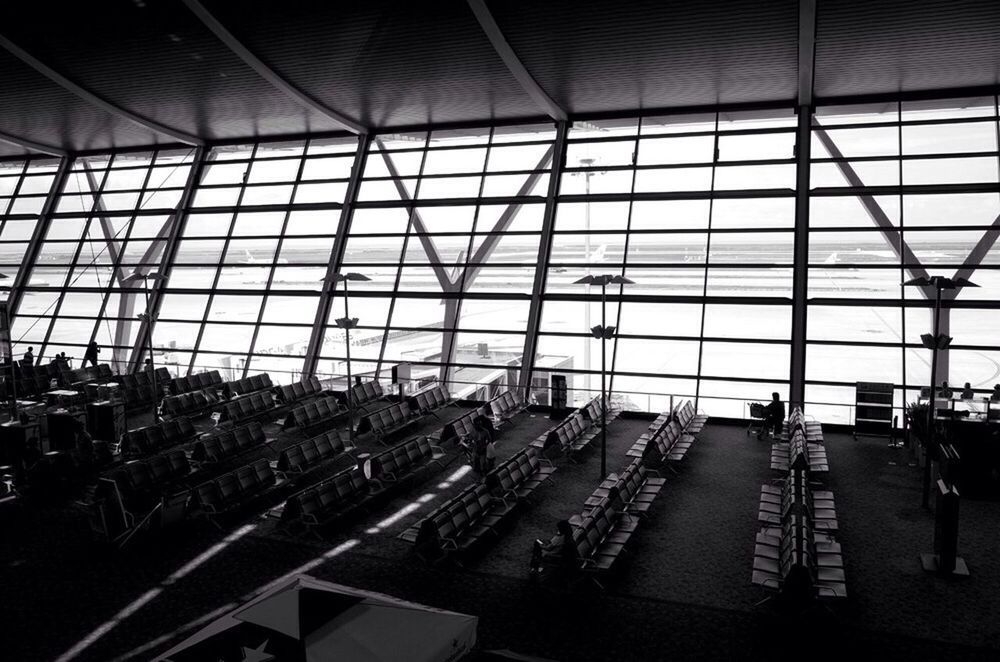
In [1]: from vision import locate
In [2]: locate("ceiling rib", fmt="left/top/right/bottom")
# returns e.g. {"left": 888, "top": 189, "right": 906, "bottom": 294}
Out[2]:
{"left": 181, "top": 0, "right": 366, "bottom": 135}
{"left": 798, "top": 0, "right": 818, "bottom": 106}
{"left": 0, "top": 33, "right": 203, "bottom": 146}
{"left": 466, "top": 0, "right": 567, "bottom": 122}
{"left": 0, "top": 129, "right": 66, "bottom": 157}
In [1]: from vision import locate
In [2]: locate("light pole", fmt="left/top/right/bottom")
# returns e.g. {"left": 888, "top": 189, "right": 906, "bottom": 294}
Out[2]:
{"left": 903, "top": 275, "right": 977, "bottom": 509}
{"left": 0, "top": 272, "right": 16, "bottom": 423}
{"left": 571, "top": 157, "right": 607, "bottom": 395}
{"left": 123, "top": 270, "right": 166, "bottom": 424}
{"left": 321, "top": 272, "right": 370, "bottom": 449}
{"left": 574, "top": 273, "right": 634, "bottom": 478}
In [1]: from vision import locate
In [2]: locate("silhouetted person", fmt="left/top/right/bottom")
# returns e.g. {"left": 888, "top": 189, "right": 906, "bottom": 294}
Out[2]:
{"left": 59, "top": 352, "right": 71, "bottom": 369}
{"left": 759, "top": 392, "right": 785, "bottom": 439}
{"left": 470, "top": 420, "right": 491, "bottom": 476}
{"left": 82, "top": 341, "right": 100, "bottom": 368}
{"left": 531, "top": 519, "right": 579, "bottom": 585}
{"left": 992, "top": 384, "right": 1000, "bottom": 402}
{"left": 22, "top": 346, "right": 33, "bottom": 366}
{"left": 962, "top": 382, "right": 974, "bottom": 400}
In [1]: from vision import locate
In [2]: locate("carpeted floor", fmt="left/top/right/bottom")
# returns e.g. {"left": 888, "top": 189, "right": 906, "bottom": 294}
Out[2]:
{"left": 2, "top": 415, "right": 999, "bottom": 661}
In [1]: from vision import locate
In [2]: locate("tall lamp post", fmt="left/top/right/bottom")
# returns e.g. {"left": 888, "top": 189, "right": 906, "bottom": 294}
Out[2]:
{"left": 903, "top": 275, "right": 977, "bottom": 509}
{"left": 123, "top": 271, "right": 166, "bottom": 424}
{"left": 574, "top": 273, "right": 634, "bottom": 478}
{"left": 321, "top": 272, "right": 370, "bottom": 449}
{"left": 0, "top": 272, "right": 16, "bottom": 423}
{"left": 571, "top": 157, "right": 607, "bottom": 394}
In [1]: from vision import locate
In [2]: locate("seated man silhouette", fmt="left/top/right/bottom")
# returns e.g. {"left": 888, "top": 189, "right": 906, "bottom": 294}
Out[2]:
{"left": 758, "top": 392, "right": 785, "bottom": 440}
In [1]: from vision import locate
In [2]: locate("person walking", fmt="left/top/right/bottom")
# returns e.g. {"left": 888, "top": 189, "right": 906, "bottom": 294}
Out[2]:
{"left": 82, "top": 341, "right": 100, "bottom": 368}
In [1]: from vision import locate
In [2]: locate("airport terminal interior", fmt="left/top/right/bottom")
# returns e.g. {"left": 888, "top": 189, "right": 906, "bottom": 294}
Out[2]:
{"left": 1, "top": 1, "right": 1000, "bottom": 660}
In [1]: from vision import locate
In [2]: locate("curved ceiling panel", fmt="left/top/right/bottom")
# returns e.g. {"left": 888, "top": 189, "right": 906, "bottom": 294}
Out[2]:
{"left": 487, "top": 0, "right": 799, "bottom": 114}
{"left": 2, "top": 0, "right": 342, "bottom": 142}
{"left": 201, "top": 0, "right": 542, "bottom": 128}
{"left": 815, "top": 0, "right": 1000, "bottom": 98}
{"left": 0, "top": 48, "right": 160, "bottom": 152}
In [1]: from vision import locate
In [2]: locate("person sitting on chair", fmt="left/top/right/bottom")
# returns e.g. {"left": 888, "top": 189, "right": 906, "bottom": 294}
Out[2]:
{"left": 758, "top": 392, "right": 785, "bottom": 439}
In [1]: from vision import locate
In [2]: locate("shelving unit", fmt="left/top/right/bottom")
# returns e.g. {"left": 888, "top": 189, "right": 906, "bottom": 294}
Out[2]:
{"left": 854, "top": 381, "right": 894, "bottom": 440}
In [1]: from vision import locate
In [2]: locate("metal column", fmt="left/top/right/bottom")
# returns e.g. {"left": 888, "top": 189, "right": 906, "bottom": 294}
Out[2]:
{"left": 6, "top": 155, "right": 73, "bottom": 319}
{"left": 126, "top": 146, "right": 207, "bottom": 372}
{"left": 517, "top": 121, "right": 569, "bottom": 400}
{"left": 303, "top": 133, "right": 373, "bottom": 378}
{"left": 790, "top": 106, "right": 811, "bottom": 409}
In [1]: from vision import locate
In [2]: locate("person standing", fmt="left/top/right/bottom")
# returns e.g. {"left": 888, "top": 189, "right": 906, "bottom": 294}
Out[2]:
{"left": 82, "top": 341, "right": 100, "bottom": 368}
{"left": 22, "top": 346, "right": 33, "bottom": 366}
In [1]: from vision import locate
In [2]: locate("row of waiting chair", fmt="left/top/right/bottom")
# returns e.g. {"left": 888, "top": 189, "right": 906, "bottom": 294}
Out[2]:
{"left": 106, "top": 449, "right": 191, "bottom": 519}
{"left": 276, "top": 430, "right": 350, "bottom": 475}
{"left": 437, "top": 406, "right": 487, "bottom": 446}
{"left": 367, "top": 436, "right": 444, "bottom": 491}
{"left": 346, "top": 380, "right": 385, "bottom": 408}
{"left": 191, "top": 422, "right": 268, "bottom": 465}
{"left": 275, "top": 376, "right": 324, "bottom": 405}
{"left": 282, "top": 395, "right": 344, "bottom": 431}
{"left": 63, "top": 364, "right": 115, "bottom": 388}
{"left": 193, "top": 458, "right": 276, "bottom": 517}
{"left": 407, "top": 385, "right": 451, "bottom": 415}
{"left": 753, "top": 406, "right": 845, "bottom": 605}
{"left": 403, "top": 446, "right": 555, "bottom": 563}
{"left": 224, "top": 373, "right": 273, "bottom": 398}
{"left": 356, "top": 402, "right": 418, "bottom": 443}
{"left": 221, "top": 391, "right": 279, "bottom": 424}
{"left": 169, "top": 370, "right": 223, "bottom": 396}
{"left": 161, "top": 388, "right": 223, "bottom": 419}
{"left": 541, "top": 459, "right": 663, "bottom": 586}
{"left": 784, "top": 407, "right": 824, "bottom": 443}
{"left": 489, "top": 390, "right": 526, "bottom": 426}
{"left": 120, "top": 417, "right": 198, "bottom": 458}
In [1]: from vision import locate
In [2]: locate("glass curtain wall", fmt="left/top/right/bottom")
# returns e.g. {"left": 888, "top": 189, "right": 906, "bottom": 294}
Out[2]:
{"left": 5, "top": 94, "right": 997, "bottom": 421}
{"left": 534, "top": 111, "right": 797, "bottom": 416}
{"left": 316, "top": 123, "right": 556, "bottom": 399}
{"left": 808, "top": 96, "right": 1000, "bottom": 423}
{"left": 14, "top": 148, "right": 195, "bottom": 371}
{"left": 156, "top": 137, "right": 358, "bottom": 383}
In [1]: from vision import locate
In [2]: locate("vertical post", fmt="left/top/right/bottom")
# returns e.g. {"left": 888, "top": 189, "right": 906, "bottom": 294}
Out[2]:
{"left": 790, "top": 105, "right": 811, "bottom": 410}
{"left": 304, "top": 134, "right": 372, "bottom": 378}
{"left": 6, "top": 156, "right": 73, "bottom": 319}
{"left": 342, "top": 280, "right": 355, "bottom": 449}
{"left": 601, "top": 281, "right": 608, "bottom": 479}
{"left": 143, "top": 282, "right": 158, "bottom": 423}
{"left": 518, "top": 121, "right": 569, "bottom": 401}
{"left": 924, "top": 283, "right": 942, "bottom": 510}
{"left": 127, "top": 146, "right": 207, "bottom": 373}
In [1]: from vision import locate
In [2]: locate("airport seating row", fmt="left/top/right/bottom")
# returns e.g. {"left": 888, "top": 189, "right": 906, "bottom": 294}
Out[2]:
{"left": 274, "top": 376, "right": 325, "bottom": 405}
{"left": 581, "top": 395, "right": 620, "bottom": 428}
{"left": 280, "top": 465, "right": 370, "bottom": 532}
{"left": 282, "top": 395, "right": 345, "bottom": 431}
{"left": 222, "top": 391, "right": 279, "bottom": 424}
{"left": 108, "top": 449, "right": 191, "bottom": 515}
{"left": 120, "top": 417, "right": 198, "bottom": 457}
{"left": 410, "top": 482, "right": 516, "bottom": 563}
{"left": 347, "top": 380, "right": 384, "bottom": 407}
{"left": 783, "top": 407, "right": 824, "bottom": 443}
{"left": 63, "top": 364, "right": 115, "bottom": 388}
{"left": 193, "top": 458, "right": 276, "bottom": 516}
{"left": 675, "top": 400, "right": 707, "bottom": 435}
{"left": 277, "top": 430, "right": 350, "bottom": 475}
{"left": 752, "top": 512, "right": 847, "bottom": 602}
{"left": 357, "top": 402, "right": 418, "bottom": 442}
{"left": 437, "top": 406, "right": 488, "bottom": 445}
{"left": 407, "top": 385, "right": 451, "bottom": 415}
{"left": 225, "top": 373, "right": 273, "bottom": 398}
{"left": 583, "top": 459, "right": 666, "bottom": 516}
{"left": 191, "top": 422, "right": 268, "bottom": 465}
{"left": 771, "top": 429, "right": 829, "bottom": 474}
{"left": 543, "top": 411, "right": 599, "bottom": 458}
{"left": 161, "top": 388, "right": 223, "bottom": 419}
{"left": 368, "top": 435, "right": 443, "bottom": 491}
{"left": 0, "top": 374, "right": 53, "bottom": 399}
{"left": 485, "top": 447, "right": 556, "bottom": 505}
{"left": 489, "top": 390, "right": 526, "bottom": 424}
{"left": 758, "top": 468, "right": 838, "bottom": 531}
{"left": 118, "top": 367, "right": 171, "bottom": 392}
{"left": 625, "top": 411, "right": 672, "bottom": 459}
{"left": 169, "top": 370, "right": 223, "bottom": 396}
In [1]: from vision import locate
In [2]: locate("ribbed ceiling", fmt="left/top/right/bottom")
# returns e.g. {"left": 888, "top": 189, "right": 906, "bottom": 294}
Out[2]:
{"left": 0, "top": 0, "right": 998, "bottom": 157}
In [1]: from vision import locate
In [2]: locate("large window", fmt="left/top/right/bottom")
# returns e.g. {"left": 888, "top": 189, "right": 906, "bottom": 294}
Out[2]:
{"left": 6, "top": 95, "right": 997, "bottom": 422}
{"left": 319, "top": 124, "right": 556, "bottom": 397}
{"left": 808, "top": 97, "right": 1000, "bottom": 422}
{"left": 535, "top": 111, "right": 796, "bottom": 415}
